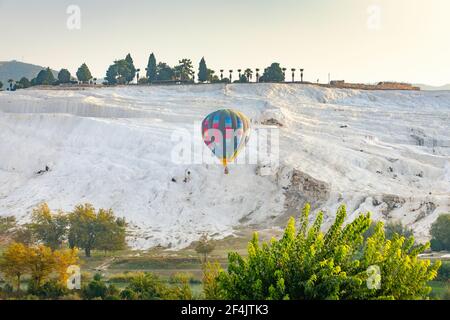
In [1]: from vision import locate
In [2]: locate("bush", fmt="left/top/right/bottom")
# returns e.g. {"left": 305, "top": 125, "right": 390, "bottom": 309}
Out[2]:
{"left": 430, "top": 214, "right": 450, "bottom": 251}
{"left": 211, "top": 204, "right": 441, "bottom": 300}
{"left": 31, "top": 280, "right": 69, "bottom": 299}
{"left": 436, "top": 261, "right": 450, "bottom": 281}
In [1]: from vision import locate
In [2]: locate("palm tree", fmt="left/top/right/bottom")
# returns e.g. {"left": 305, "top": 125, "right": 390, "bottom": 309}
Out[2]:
{"left": 300, "top": 68, "right": 304, "bottom": 83}
{"left": 282, "top": 68, "right": 287, "bottom": 81}
{"left": 237, "top": 69, "right": 242, "bottom": 79}
{"left": 255, "top": 68, "right": 260, "bottom": 82}
{"left": 291, "top": 68, "right": 296, "bottom": 82}
{"left": 220, "top": 69, "right": 224, "bottom": 80}
{"left": 136, "top": 68, "right": 141, "bottom": 83}
{"left": 229, "top": 70, "right": 233, "bottom": 82}
{"left": 244, "top": 69, "right": 253, "bottom": 82}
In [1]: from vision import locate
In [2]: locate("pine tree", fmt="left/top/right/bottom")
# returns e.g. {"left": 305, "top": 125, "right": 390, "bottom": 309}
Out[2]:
{"left": 146, "top": 53, "right": 157, "bottom": 82}
{"left": 198, "top": 57, "right": 208, "bottom": 83}
{"left": 125, "top": 53, "right": 136, "bottom": 83}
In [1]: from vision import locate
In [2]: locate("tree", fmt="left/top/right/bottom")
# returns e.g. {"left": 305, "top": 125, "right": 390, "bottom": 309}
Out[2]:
{"left": 0, "top": 80, "right": 3, "bottom": 89}
{"left": 0, "top": 216, "right": 16, "bottom": 237}
{"left": 53, "top": 248, "right": 79, "bottom": 284}
{"left": 207, "top": 69, "right": 219, "bottom": 83}
{"left": 244, "top": 69, "right": 253, "bottom": 82}
{"left": 18, "top": 77, "right": 31, "bottom": 89}
{"left": 430, "top": 214, "right": 450, "bottom": 251}
{"left": 156, "top": 62, "right": 174, "bottom": 81}
{"left": 125, "top": 53, "right": 136, "bottom": 83}
{"left": 105, "top": 64, "right": 119, "bottom": 85}
{"left": 385, "top": 221, "right": 414, "bottom": 240}
{"left": 67, "top": 204, "right": 126, "bottom": 257}
{"left": 36, "top": 68, "right": 55, "bottom": 85}
{"left": 195, "top": 234, "right": 215, "bottom": 263}
{"left": 30, "top": 203, "right": 68, "bottom": 250}
{"left": 95, "top": 209, "right": 127, "bottom": 253}
{"left": 198, "top": 57, "right": 208, "bottom": 83}
{"left": 76, "top": 63, "right": 92, "bottom": 84}
{"left": 27, "top": 245, "right": 56, "bottom": 288}
{"left": 209, "top": 204, "right": 441, "bottom": 300}
{"left": 146, "top": 53, "right": 157, "bottom": 83}
{"left": 68, "top": 204, "right": 97, "bottom": 257}
{"left": 58, "top": 69, "right": 71, "bottom": 84}
{"left": 174, "top": 59, "right": 194, "bottom": 81}
{"left": 260, "top": 63, "right": 285, "bottom": 82}
{"left": 0, "top": 242, "right": 29, "bottom": 291}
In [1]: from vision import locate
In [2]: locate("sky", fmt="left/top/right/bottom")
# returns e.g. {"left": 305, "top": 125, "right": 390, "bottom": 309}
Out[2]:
{"left": 0, "top": 0, "right": 449, "bottom": 85}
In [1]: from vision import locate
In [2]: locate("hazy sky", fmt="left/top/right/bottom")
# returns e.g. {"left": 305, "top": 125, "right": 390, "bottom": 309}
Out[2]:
{"left": 1, "top": 0, "right": 449, "bottom": 85}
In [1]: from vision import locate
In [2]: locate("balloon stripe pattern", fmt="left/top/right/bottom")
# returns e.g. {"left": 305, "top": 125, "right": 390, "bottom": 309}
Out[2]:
{"left": 202, "top": 109, "right": 251, "bottom": 167}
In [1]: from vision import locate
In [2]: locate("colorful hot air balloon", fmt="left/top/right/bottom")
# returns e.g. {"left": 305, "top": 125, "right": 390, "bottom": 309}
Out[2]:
{"left": 202, "top": 109, "right": 251, "bottom": 174}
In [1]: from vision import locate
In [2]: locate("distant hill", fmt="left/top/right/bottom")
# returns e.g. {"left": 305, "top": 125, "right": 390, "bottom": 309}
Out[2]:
{"left": 0, "top": 60, "right": 58, "bottom": 85}
{"left": 415, "top": 83, "right": 450, "bottom": 91}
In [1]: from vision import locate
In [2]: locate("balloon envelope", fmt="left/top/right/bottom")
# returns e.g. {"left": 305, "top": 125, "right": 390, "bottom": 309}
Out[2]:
{"left": 201, "top": 109, "right": 251, "bottom": 167}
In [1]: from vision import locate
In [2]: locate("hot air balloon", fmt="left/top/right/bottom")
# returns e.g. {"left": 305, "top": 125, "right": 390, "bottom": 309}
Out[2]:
{"left": 201, "top": 109, "right": 251, "bottom": 174}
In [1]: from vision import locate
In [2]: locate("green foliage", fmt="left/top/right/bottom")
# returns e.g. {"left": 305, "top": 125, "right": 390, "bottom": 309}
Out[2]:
{"left": 67, "top": 204, "right": 127, "bottom": 257}
{"left": 125, "top": 54, "right": 136, "bottom": 83}
{"left": 76, "top": 63, "right": 92, "bottom": 83}
{"left": 0, "top": 216, "right": 16, "bottom": 236}
{"left": 156, "top": 62, "right": 174, "bottom": 81}
{"left": 105, "top": 64, "right": 119, "bottom": 85}
{"left": 58, "top": 69, "right": 71, "bottom": 83}
{"left": 430, "top": 214, "right": 450, "bottom": 251}
{"left": 203, "top": 262, "right": 224, "bottom": 299}
{"left": 146, "top": 53, "right": 157, "bottom": 82}
{"left": 36, "top": 67, "right": 56, "bottom": 85}
{"left": 30, "top": 203, "right": 68, "bottom": 250}
{"left": 122, "top": 272, "right": 167, "bottom": 300}
{"left": 214, "top": 204, "right": 441, "bottom": 300}
{"left": 195, "top": 234, "right": 215, "bottom": 263}
{"left": 0, "top": 81, "right": 3, "bottom": 89}
{"left": 104, "top": 54, "right": 135, "bottom": 84}
{"left": 29, "top": 279, "right": 69, "bottom": 299}
{"left": 174, "top": 59, "right": 194, "bottom": 81}
{"left": 18, "top": 77, "right": 31, "bottom": 88}
{"left": 198, "top": 57, "right": 208, "bottom": 83}
{"left": 82, "top": 276, "right": 109, "bottom": 300}
{"left": 260, "top": 63, "right": 285, "bottom": 82}
{"left": 436, "top": 261, "right": 450, "bottom": 281}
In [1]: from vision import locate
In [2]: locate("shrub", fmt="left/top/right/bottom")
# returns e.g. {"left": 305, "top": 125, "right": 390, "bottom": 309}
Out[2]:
{"left": 212, "top": 204, "right": 441, "bottom": 300}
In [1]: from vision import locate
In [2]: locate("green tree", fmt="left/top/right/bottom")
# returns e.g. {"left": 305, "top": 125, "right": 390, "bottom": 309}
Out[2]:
{"left": 58, "top": 69, "right": 72, "bottom": 83}
{"left": 195, "top": 234, "right": 215, "bottom": 263}
{"left": 244, "top": 69, "right": 253, "bottom": 82}
{"left": 198, "top": 57, "right": 208, "bottom": 83}
{"left": 0, "top": 81, "right": 3, "bottom": 89}
{"left": 430, "top": 214, "right": 450, "bottom": 251}
{"left": 260, "top": 63, "right": 285, "bottom": 82}
{"left": 67, "top": 204, "right": 126, "bottom": 257}
{"left": 30, "top": 203, "right": 68, "bottom": 250}
{"left": 36, "top": 68, "right": 56, "bottom": 85}
{"left": 125, "top": 53, "right": 136, "bottom": 83}
{"left": 76, "top": 63, "right": 93, "bottom": 84}
{"left": 207, "top": 69, "right": 219, "bottom": 83}
{"left": 146, "top": 53, "right": 157, "bottom": 82}
{"left": 0, "top": 216, "right": 16, "bottom": 237}
{"left": 156, "top": 62, "right": 174, "bottom": 81}
{"left": 105, "top": 64, "right": 119, "bottom": 85}
{"left": 18, "top": 77, "right": 31, "bottom": 89}
{"left": 210, "top": 204, "right": 441, "bottom": 300}
{"left": 174, "top": 59, "right": 194, "bottom": 81}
